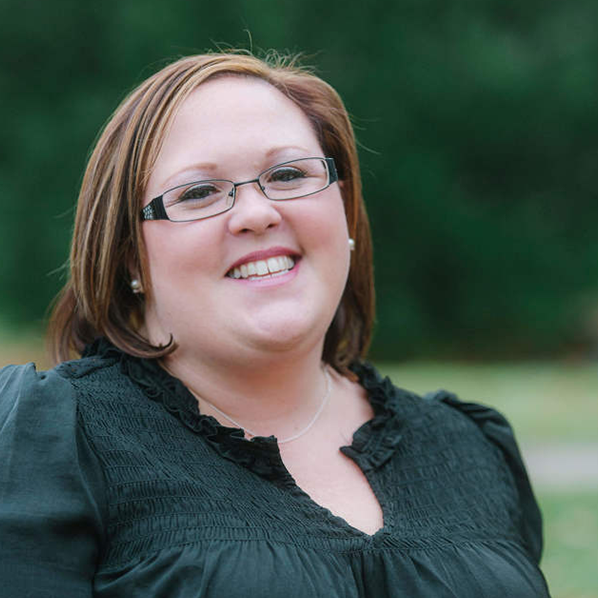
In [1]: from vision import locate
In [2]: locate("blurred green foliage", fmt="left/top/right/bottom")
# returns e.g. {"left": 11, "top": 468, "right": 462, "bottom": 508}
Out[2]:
{"left": 1, "top": 0, "right": 598, "bottom": 359}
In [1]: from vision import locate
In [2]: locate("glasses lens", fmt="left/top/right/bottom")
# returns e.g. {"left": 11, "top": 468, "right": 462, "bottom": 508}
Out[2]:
{"left": 260, "top": 158, "right": 330, "bottom": 200}
{"left": 163, "top": 180, "right": 234, "bottom": 221}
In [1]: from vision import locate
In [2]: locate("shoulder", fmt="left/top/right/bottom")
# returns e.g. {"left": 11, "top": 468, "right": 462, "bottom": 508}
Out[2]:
{"left": 0, "top": 352, "right": 135, "bottom": 472}
{"left": 354, "top": 361, "right": 507, "bottom": 442}
{"left": 421, "top": 387, "right": 530, "bottom": 471}
{"left": 353, "top": 361, "right": 514, "bottom": 476}
{"left": 347, "top": 362, "right": 525, "bottom": 457}
{"left": 0, "top": 362, "right": 75, "bottom": 429}
{"left": 381, "top": 375, "right": 531, "bottom": 483}
{"left": 0, "top": 352, "right": 120, "bottom": 422}
{"left": 0, "top": 357, "right": 114, "bottom": 463}
{"left": 363, "top": 367, "right": 522, "bottom": 455}
{"left": 407, "top": 382, "right": 544, "bottom": 562}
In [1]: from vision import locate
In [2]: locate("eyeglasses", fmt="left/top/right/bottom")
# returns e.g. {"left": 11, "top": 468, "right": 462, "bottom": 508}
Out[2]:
{"left": 140, "top": 157, "right": 338, "bottom": 222}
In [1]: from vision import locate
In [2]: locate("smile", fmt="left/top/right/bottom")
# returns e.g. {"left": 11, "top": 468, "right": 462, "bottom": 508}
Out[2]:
{"left": 226, "top": 255, "right": 296, "bottom": 280}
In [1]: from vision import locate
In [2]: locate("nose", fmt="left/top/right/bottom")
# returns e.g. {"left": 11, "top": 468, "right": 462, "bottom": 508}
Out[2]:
{"left": 226, "top": 182, "right": 282, "bottom": 235}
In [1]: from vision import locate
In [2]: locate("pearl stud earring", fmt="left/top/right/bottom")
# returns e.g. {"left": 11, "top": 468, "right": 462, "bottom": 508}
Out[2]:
{"left": 348, "top": 238, "right": 356, "bottom": 252}
{"left": 130, "top": 278, "right": 143, "bottom": 294}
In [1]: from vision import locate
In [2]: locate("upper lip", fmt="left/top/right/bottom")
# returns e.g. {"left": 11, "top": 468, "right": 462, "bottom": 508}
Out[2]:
{"left": 226, "top": 246, "right": 299, "bottom": 273}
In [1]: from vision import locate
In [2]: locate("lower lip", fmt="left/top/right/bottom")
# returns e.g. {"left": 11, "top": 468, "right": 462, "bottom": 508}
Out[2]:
{"left": 226, "top": 259, "right": 301, "bottom": 288}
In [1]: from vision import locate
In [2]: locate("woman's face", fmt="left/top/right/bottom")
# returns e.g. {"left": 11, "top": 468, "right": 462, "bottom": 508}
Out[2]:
{"left": 141, "top": 76, "right": 351, "bottom": 367}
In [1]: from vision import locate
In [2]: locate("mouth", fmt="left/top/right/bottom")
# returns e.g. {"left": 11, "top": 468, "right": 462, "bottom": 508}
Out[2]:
{"left": 226, "top": 255, "right": 297, "bottom": 280}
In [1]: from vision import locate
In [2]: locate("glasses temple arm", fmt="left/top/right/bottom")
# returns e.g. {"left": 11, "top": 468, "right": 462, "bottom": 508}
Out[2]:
{"left": 141, "top": 197, "right": 169, "bottom": 221}
{"left": 325, "top": 158, "right": 338, "bottom": 184}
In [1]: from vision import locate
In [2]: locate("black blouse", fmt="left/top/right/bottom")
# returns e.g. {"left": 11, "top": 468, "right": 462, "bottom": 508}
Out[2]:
{"left": 0, "top": 340, "right": 550, "bottom": 597}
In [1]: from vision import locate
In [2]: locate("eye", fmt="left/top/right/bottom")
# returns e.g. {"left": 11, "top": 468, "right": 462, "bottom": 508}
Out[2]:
{"left": 177, "top": 183, "right": 221, "bottom": 203}
{"left": 166, "top": 181, "right": 228, "bottom": 210}
{"left": 266, "top": 166, "right": 307, "bottom": 184}
{"left": 259, "top": 159, "right": 329, "bottom": 200}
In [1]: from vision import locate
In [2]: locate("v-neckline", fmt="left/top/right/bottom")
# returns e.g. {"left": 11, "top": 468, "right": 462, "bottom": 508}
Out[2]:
{"left": 112, "top": 342, "right": 407, "bottom": 538}
{"left": 276, "top": 447, "right": 389, "bottom": 539}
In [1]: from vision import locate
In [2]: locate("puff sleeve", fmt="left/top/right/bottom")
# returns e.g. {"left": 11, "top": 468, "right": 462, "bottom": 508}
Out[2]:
{"left": 425, "top": 389, "right": 544, "bottom": 563}
{"left": 0, "top": 364, "right": 106, "bottom": 597}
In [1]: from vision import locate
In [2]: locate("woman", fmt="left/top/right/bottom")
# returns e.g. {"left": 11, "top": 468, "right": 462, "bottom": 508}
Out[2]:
{"left": 0, "top": 52, "right": 550, "bottom": 596}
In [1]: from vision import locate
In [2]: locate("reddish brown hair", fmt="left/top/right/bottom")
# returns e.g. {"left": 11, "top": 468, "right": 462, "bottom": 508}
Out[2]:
{"left": 48, "top": 51, "right": 375, "bottom": 375}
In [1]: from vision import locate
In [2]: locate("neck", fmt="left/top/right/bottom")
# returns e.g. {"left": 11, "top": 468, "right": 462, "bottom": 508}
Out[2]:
{"left": 162, "top": 346, "right": 331, "bottom": 439}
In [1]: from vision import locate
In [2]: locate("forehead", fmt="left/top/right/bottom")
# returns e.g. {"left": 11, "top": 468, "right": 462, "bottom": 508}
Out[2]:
{"left": 179, "top": 75, "right": 310, "bottom": 123}
{"left": 175, "top": 77, "right": 315, "bottom": 152}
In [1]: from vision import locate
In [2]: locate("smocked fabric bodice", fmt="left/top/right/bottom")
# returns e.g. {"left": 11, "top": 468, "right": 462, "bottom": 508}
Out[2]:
{"left": 0, "top": 340, "right": 550, "bottom": 597}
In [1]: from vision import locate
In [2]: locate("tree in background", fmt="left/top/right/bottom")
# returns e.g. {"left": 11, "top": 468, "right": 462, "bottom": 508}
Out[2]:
{"left": 1, "top": 0, "right": 597, "bottom": 359}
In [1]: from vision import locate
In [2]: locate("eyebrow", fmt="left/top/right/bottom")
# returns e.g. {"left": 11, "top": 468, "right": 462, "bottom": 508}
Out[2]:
{"left": 158, "top": 145, "right": 313, "bottom": 191}
{"left": 160, "top": 163, "right": 219, "bottom": 191}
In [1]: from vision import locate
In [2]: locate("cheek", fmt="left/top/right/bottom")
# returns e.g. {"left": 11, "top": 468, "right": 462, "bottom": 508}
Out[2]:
{"left": 300, "top": 195, "right": 351, "bottom": 283}
{"left": 142, "top": 224, "right": 219, "bottom": 309}
{"left": 144, "top": 231, "right": 181, "bottom": 295}
{"left": 302, "top": 190, "right": 349, "bottom": 238}
{"left": 143, "top": 224, "right": 177, "bottom": 266}
{"left": 314, "top": 196, "right": 350, "bottom": 255}
{"left": 144, "top": 223, "right": 218, "bottom": 273}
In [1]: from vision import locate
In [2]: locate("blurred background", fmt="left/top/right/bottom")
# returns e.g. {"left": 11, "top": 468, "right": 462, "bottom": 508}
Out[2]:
{"left": 1, "top": 0, "right": 597, "bottom": 595}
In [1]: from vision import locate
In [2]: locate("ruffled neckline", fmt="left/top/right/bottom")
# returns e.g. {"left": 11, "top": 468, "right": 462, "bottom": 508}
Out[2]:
{"left": 83, "top": 338, "right": 405, "bottom": 482}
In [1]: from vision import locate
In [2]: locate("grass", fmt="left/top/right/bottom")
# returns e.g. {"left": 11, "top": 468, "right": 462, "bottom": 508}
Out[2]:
{"left": 1, "top": 334, "right": 596, "bottom": 596}
{"left": 538, "top": 490, "right": 598, "bottom": 598}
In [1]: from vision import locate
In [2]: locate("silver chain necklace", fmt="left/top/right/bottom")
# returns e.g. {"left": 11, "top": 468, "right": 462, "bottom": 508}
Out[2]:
{"left": 199, "top": 367, "right": 332, "bottom": 445}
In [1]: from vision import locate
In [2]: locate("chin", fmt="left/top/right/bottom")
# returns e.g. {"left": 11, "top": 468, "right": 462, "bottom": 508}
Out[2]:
{"left": 243, "top": 313, "right": 329, "bottom": 354}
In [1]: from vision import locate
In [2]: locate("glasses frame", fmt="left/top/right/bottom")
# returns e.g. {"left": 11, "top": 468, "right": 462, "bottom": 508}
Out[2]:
{"left": 140, "top": 157, "right": 338, "bottom": 222}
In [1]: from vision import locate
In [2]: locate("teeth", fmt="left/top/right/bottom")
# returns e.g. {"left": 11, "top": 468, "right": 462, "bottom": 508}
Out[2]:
{"left": 227, "top": 255, "right": 296, "bottom": 279}
{"left": 256, "top": 261, "right": 268, "bottom": 275}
